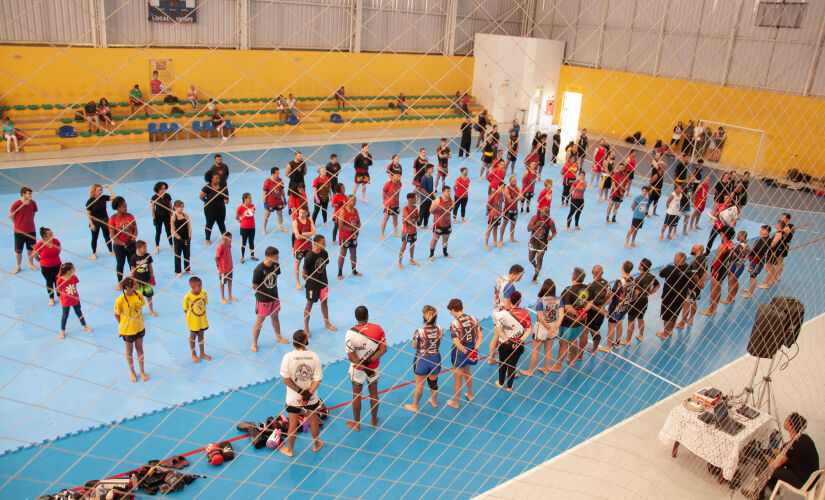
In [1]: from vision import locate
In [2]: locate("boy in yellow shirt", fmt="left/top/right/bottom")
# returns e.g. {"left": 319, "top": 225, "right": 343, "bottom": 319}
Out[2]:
{"left": 183, "top": 276, "right": 211, "bottom": 363}
{"left": 114, "top": 277, "right": 148, "bottom": 382}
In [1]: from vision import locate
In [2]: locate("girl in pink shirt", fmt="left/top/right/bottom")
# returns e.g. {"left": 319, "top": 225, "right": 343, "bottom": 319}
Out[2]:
{"left": 56, "top": 262, "right": 93, "bottom": 338}
{"left": 235, "top": 193, "right": 257, "bottom": 262}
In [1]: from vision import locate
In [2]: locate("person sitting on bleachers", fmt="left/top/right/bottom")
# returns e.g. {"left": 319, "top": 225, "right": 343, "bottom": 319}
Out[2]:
{"left": 397, "top": 93, "right": 407, "bottom": 116}
{"left": 3, "top": 117, "right": 20, "bottom": 153}
{"left": 452, "top": 91, "right": 461, "bottom": 114}
{"left": 129, "top": 84, "right": 145, "bottom": 115}
{"left": 98, "top": 98, "right": 115, "bottom": 132}
{"left": 286, "top": 93, "right": 297, "bottom": 119}
{"left": 335, "top": 86, "right": 346, "bottom": 109}
{"left": 276, "top": 95, "right": 286, "bottom": 121}
{"left": 205, "top": 98, "right": 216, "bottom": 115}
{"left": 211, "top": 109, "right": 228, "bottom": 141}
{"left": 187, "top": 85, "right": 198, "bottom": 111}
{"left": 84, "top": 100, "right": 100, "bottom": 133}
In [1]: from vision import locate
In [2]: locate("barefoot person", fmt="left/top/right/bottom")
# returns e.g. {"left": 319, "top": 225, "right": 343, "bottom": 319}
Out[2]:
{"left": 490, "top": 264, "right": 525, "bottom": 364}
{"left": 183, "top": 276, "right": 211, "bottom": 363}
{"left": 626, "top": 258, "right": 659, "bottom": 342}
{"left": 676, "top": 244, "right": 706, "bottom": 329}
{"left": 428, "top": 186, "right": 454, "bottom": 261}
{"left": 353, "top": 143, "right": 373, "bottom": 202}
{"left": 262, "top": 167, "right": 287, "bottom": 235}
{"left": 656, "top": 252, "right": 689, "bottom": 339}
{"left": 761, "top": 220, "right": 787, "bottom": 289}
{"left": 303, "top": 235, "right": 337, "bottom": 336}
{"left": 115, "top": 277, "right": 149, "bottom": 382}
{"left": 722, "top": 230, "right": 749, "bottom": 304}
{"left": 600, "top": 261, "right": 634, "bottom": 352}
{"left": 625, "top": 186, "right": 650, "bottom": 248}
{"left": 485, "top": 184, "right": 504, "bottom": 250}
{"left": 742, "top": 225, "right": 771, "bottom": 298}
{"left": 527, "top": 205, "right": 557, "bottom": 283}
{"left": 582, "top": 266, "right": 610, "bottom": 356}
{"left": 492, "top": 291, "right": 531, "bottom": 391}
{"left": 251, "top": 246, "right": 288, "bottom": 351}
{"left": 399, "top": 193, "right": 419, "bottom": 269}
{"left": 278, "top": 330, "right": 324, "bottom": 457}
{"left": 380, "top": 172, "right": 402, "bottom": 240}
{"left": 10, "top": 186, "right": 38, "bottom": 274}
{"left": 404, "top": 305, "right": 444, "bottom": 412}
{"left": 337, "top": 196, "right": 362, "bottom": 280}
{"left": 345, "top": 306, "right": 387, "bottom": 430}
{"left": 292, "top": 206, "right": 316, "bottom": 290}
{"left": 521, "top": 279, "right": 560, "bottom": 376}
{"left": 551, "top": 267, "right": 590, "bottom": 372}
{"left": 700, "top": 226, "right": 735, "bottom": 316}
{"left": 660, "top": 184, "right": 683, "bottom": 241}
{"left": 446, "top": 299, "right": 482, "bottom": 409}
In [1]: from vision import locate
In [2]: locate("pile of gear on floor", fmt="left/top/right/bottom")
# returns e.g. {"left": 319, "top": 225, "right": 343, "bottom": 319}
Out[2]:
{"left": 235, "top": 401, "right": 329, "bottom": 452}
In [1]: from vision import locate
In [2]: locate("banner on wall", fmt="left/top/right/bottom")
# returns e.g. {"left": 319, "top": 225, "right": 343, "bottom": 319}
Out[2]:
{"left": 149, "top": 59, "right": 173, "bottom": 96}
{"left": 148, "top": 0, "right": 197, "bottom": 23}
{"left": 545, "top": 97, "right": 555, "bottom": 116}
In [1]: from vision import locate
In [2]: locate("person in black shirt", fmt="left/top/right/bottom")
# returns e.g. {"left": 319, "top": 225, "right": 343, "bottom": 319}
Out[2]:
{"left": 199, "top": 173, "right": 229, "bottom": 245}
{"left": 674, "top": 153, "right": 688, "bottom": 186}
{"left": 251, "top": 246, "right": 287, "bottom": 351}
{"left": 677, "top": 244, "right": 706, "bottom": 329}
{"left": 286, "top": 151, "right": 307, "bottom": 198}
{"left": 325, "top": 153, "right": 341, "bottom": 194}
{"left": 303, "top": 235, "right": 337, "bottom": 337}
{"left": 151, "top": 182, "right": 173, "bottom": 254}
{"left": 537, "top": 133, "right": 548, "bottom": 175}
{"left": 490, "top": 124, "right": 500, "bottom": 151}
{"left": 204, "top": 154, "right": 229, "bottom": 186}
{"left": 86, "top": 183, "right": 115, "bottom": 258}
{"left": 83, "top": 100, "right": 99, "bottom": 133}
{"left": 627, "top": 258, "right": 659, "bottom": 342}
{"left": 743, "top": 224, "right": 771, "bottom": 298}
{"left": 459, "top": 116, "right": 472, "bottom": 158}
{"left": 353, "top": 143, "right": 373, "bottom": 202}
{"left": 576, "top": 129, "right": 589, "bottom": 170}
{"left": 413, "top": 148, "right": 428, "bottom": 187}
{"left": 649, "top": 152, "right": 666, "bottom": 216}
{"left": 656, "top": 252, "right": 689, "bottom": 339}
{"left": 551, "top": 267, "right": 592, "bottom": 373}
{"left": 475, "top": 109, "right": 488, "bottom": 148}
{"left": 775, "top": 213, "right": 795, "bottom": 283}
{"left": 582, "top": 265, "right": 610, "bottom": 356}
{"left": 713, "top": 171, "right": 733, "bottom": 204}
{"left": 753, "top": 413, "right": 819, "bottom": 498}
{"left": 551, "top": 129, "right": 561, "bottom": 165}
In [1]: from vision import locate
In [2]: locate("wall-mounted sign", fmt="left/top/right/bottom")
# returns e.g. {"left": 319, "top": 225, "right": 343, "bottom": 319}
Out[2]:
{"left": 149, "top": 59, "right": 174, "bottom": 95}
{"left": 149, "top": 0, "right": 197, "bottom": 23}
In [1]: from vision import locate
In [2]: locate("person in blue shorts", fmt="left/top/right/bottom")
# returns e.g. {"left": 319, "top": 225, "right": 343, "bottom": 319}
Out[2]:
{"left": 723, "top": 230, "right": 749, "bottom": 304}
{"left": 446, "top": 299, "right": 483, "bottom": 409}
{"left": 404, "top": 305, "right": 443, "bottom": 412}
{"left": 599, "top": 261, "right": 634, "bottom": 352}
{"left": 551, "top": 267, "right": 590, "bottom": 373}
{"left": 625, "top": 185, "right": 650, "bottom": 248}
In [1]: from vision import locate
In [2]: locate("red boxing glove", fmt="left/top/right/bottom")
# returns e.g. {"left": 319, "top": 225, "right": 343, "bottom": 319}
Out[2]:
{"left": 468, "top": 350, "right": 478, "bottom": 362}
{"left": 206, "top": 443, "right": 224, "bottom": 466}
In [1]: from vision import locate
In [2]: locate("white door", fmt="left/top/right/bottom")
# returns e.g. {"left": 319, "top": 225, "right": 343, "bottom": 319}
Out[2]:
{"left": 560, "top": 91, "right": 582, "bottom": 149}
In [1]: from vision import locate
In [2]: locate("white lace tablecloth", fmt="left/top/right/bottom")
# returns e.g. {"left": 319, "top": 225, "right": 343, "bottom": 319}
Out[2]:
{"left": 658, "top": 402, "right": 776, "bottom": 480}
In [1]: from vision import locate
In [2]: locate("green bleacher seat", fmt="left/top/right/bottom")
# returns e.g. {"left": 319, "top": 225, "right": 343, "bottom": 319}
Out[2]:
{"left": 27, "top": 105, "right": 39, "bottom": 110}
{"left": 80, "top": 131, "right": 92, "bottom": 137}
{"left": 118, "top": 102, "right": 129, "bottom": 107}
{"left": 60, "top": 118, "right": 72, "bottom": 124}
{"left": 41, "top": 104, "right": 53, "bottom": 110}
{"left": 132, "top": 129, "right": 143, "bottom": 134}
{"left": 118, "top": 130, "right": 131, "bottom": 135}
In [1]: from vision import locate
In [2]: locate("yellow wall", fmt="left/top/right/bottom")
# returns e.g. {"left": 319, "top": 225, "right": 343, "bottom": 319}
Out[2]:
{"left": 557, "top": 65, "right": 825, "bottom": 177}
{"left": 0, "top": 45, "right": 473, "bottom": 105}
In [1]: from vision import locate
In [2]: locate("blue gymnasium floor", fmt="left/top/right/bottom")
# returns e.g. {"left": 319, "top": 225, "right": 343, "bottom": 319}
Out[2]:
{"left": 0, "top": 137, "right": 824, "bottom": 498}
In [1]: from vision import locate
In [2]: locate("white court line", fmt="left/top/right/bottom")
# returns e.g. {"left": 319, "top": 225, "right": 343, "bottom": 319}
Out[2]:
{"left": 608, "top": 351, "right": 683, "bottom": 390}
{"left": 475, "top": 312, "right": 825, "bottom": 499}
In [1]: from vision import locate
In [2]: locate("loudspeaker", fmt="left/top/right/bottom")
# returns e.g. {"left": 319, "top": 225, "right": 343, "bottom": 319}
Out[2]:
{"left": 747, "top": 303, "right": 788, "bottom": 359}
{"left": 770, "top": 296, "right": 805, "bottom": 347}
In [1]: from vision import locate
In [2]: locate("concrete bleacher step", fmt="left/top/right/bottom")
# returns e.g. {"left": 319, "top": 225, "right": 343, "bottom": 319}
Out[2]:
{"left": 23, "top": 143, "right": 62, "bottom": 152}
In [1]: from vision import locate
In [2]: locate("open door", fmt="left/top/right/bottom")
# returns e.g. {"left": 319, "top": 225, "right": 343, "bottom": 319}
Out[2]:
{"left": 560, "top": 91, "right": 582, "bottom": 149}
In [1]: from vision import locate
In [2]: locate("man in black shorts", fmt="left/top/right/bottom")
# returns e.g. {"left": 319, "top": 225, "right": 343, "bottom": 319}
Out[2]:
{"left": 325, "top": 153, "right": 341, "bottom": 194}
{"left": 278, "top": 330, "right": 324, "bottom": 457}
{"left": 626, "top": 258, "right": 659, "bottom": 342}
{"left": 657, "top": 252, "right": 689, "bottom": 339}
{"left": 286, "top": 151, "right": 307, "bottom": 198}
{"left": 303, "top": 235, "right": 337, "bottom": 337}
{"left": 677, "top": 244, "right": 706, "bottom": 328}
{"left": 582, "top": 265, "right": 610, "bottom": 356}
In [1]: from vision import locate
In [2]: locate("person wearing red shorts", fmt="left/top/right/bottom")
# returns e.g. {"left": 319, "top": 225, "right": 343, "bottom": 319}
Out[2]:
{"left": 399, "top": 193, "right": 419, "bottom": 269}
{"left": 499, "top": 176, "right": 522, "bottom": 245}
{"left": 353, "top": 143, "right": 372, "bottom": 202}
{"left": 262, "top": 167, "right": 287, "bottom": 235}
{"left": 689, "top": 175, "right": 710, "bottom": 232}
{"left": 380, "top": 172, "right": 402, "bottom": 240}
{"left": 292, "top": 206, "right": 316, "bottom": 290}
{"left": 337, "top": 195, "right": 362, "bottom": 280}
{"left": 10, "top": 186, "right": 38, "bottom": 274}
{"left": 520, "top": 161, "right": 537, "bottom": 213}
{"left": 429, "top": 186, "right": 454, "bottom": 261}
{"left": 251, "top": 246, "right": 287, "bottom": 352}
{"left": 590, "top": 139, "right": 606, "bottom": 188}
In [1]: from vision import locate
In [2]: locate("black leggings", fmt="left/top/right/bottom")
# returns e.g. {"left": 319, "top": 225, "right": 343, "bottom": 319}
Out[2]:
{"left": 459, "top": 138, "right": 471, "bottom": 158}
{"left": 419, "top": 199, "right": 432, "bottom": 226}
{"left": 452, "top": 197, "right": 468, "bottom": 218}
{"left": 61, "top": 304, "right": 87, "bottom": 330}
{"left": 154, "top": 218, "right": 172, "bottom": 248}
{"left": 567, "top": 198, "right": 584, "bottom": 227}
{"left": 90, "top": 220, "right": 112, "bottom": 254}
{"left": 113, "top": 244, "right": 134, "bottom": 283}
{"left": 332, "top": 220, "right": 339, "bottom": 243}
{"left": 561, "top": 179, "right": 572, "bottom": 205}
{"left": 498, "top": 340, "right": 524, "bottom": 389}
{"left": 41, "top": 265, "right": 60, "bottom": 299}
{"left": 706, "top": 226, "right": 720, "bottom": 254}
{"left": 240, "top": 227, "right": 255, "bottom": 258}
{"left": 174, "top": 238, "right": 191, "bottom": 274}
{"left": 312, "top": 199, "right": 329, "bottom": 224}
{"left": 204, "top": 206, "right": 226, "bottom": 242}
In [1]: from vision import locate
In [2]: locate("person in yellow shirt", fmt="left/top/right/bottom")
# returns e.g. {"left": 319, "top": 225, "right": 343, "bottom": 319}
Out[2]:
{"left": 183, "top": 276, "right": 211, "bottom": 363}
{"left": 114, "top": 277, "right": 148, "bottom": 382}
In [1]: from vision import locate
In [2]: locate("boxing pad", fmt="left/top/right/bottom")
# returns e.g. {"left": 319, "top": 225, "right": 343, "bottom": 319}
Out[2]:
{"left": 266, "top": 429, "right": 283, "bottom": 449}
{"left": 205, "top": 443, "right": 224, "bottom": 466}
{"left": 317, "top": 401, "right": 329, "bottom": 420}
{"left": 219, "top": 441, "right": 234, "bottom": 461}
{"left": 275, "top": 414, "right": 289, "bottom": 432}
{"left": 236, "top": 421, "right": 256, "bottom": 433}
{"left": 250, "top": 422, "right": 270, "bottom": 449}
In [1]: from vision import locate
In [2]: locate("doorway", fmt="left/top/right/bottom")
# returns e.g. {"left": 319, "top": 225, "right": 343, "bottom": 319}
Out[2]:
{"left": 560, "top": 91, "right": 582, "bottom": 149}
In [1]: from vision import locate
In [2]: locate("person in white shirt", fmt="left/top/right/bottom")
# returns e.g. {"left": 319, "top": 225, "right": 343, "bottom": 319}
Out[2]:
{"left": 286, "top": 93, "right": 297, "bottom": 119}
{"left": 279, "top": 330, "right": 324, "bottom": 457}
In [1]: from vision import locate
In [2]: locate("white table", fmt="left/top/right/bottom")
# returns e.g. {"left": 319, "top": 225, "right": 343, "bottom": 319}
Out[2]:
{"left": 659, "top": 402, "right": 776, "bottom": 481}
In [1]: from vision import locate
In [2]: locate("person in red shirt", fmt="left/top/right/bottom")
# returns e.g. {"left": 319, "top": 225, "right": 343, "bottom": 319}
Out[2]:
{"left": 236, "top": 193, "right": 257, "bottom": 262}
{"left": 215, "top": 231, "right": 237, "bottom": 304}
{"left": 499, "top": 176, "right": 522, "bottom": 245}
{"left": 429, "top": 186, "right": 454, "bottom": 261}
{"left": 560, "top": 156, "right": 578, "bottom": 207}
{"left": 32, "top": 227, "right": 61, "bottom": 306}
{"left": 624, "top": 150, "right": 637, "bottom": 197}
{"left": 399, "top": 193, "right": 420, "bottom": 269}
{"left": 690, "top": 175, "right": 711, "bottom": 232}
{"left": 9, "top": 186, "right": 38, "bottom": 274}
{"left": 566, "top": 171, "right": 587, "bottom": 231}
{"left": 56, "top": 262, "right": 93, "bottom": 339}
{"left": 336, "top": 196, "right": 362, "bottom": 280}
{"left": 701, "top": 225, "right": 736, "bottom": 316}
{"left": 452, "top": 167, "right": 470, "bottom": 223}
{"left": 485, "top": 184, "right": 504, "bottom": 250}
{"left": 435, "top": 138, "right": 451, "bottom": 191}
{"left": 380, "top": 172, "right": 402, "bottom": 240}
{"left": 520, "top": 161, "right": 538, "bottom": 213}
{"left": 108, "top": 196, "right": 138, "bottom": 285}
{"left": 288, "top": 183, "right": 309, "bottom": 218}
{"left": 606, "top": 163, "right": 629, "bottom": 224}
{"left": 262, "top": 166, "right": 287, "bottom": 235}
{"left": 311, "top": 167, "right": 332, "bottom": 226}
{"left": 292, "top": 206, "right": 316, "bottom": 290}
{"left": 591, "top": 139, "right": 606, "bottom": 188}
{"left": 487, "top": 150, "right": 506, "bottom": 190}
{"left": 537, "top": 179, "right": 553, "bottom": 211}
{"left": 345, "top": 305, "right": 387, "bottom": 431}
{"left": 330, "top": 183, "right": 347, "bottom": 245}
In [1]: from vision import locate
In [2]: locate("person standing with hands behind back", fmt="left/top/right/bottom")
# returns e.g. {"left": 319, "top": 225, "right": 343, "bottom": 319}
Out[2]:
{"left": 115, "top": 277, "right": 148, "bottom": 383}
{"left": 404, "top": 305, "right": 444, "bottom": 412}
{"left": 109, "top": 196, "right": 138, "bottom": 286}
{"left": 171, "top": 200, "right": 192, "bottom": 277}
{"left": 446, "top": 299, "right": 482, "bottom": 409}
{"left": 303, "top": 235, "right": 337, "bottom": 337}
{"left": 183, "top": 276, "right": 210, "bottom": 363}
{"left": 200, "top": 173, "right": 229, "bottom": 246}
{"left": 279, "top": 330, "right": 324, "bottom": 457}
{"left": 251, "top": 246, "right": 288, "bottom": 352}
{"left": 345, "top": 306, "right": 387, "bottom": 431}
